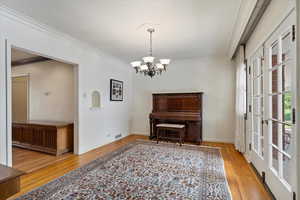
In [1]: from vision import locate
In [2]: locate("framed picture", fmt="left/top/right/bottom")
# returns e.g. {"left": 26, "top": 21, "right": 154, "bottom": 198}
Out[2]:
{"left": 110, "top": 79, "right": 123, "bottom": 101}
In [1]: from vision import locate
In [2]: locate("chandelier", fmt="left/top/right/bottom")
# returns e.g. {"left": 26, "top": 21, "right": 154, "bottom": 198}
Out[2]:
{"left": 131, "top": 28, "right": 170, "bottom": 78}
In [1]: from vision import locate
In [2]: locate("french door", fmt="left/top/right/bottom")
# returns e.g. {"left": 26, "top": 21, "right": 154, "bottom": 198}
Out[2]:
{"left": 264, "top": 11, "right": 296, "bottom": 199}
{"left": 250, "top": 47, "right": 266, "bottom": 173}
{"left": 250, "top": 11, "right": 296, "bottom": 199}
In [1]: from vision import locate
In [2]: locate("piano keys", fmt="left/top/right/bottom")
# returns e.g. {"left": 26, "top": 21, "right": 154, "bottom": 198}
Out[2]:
{"left": 149, "top": 92, "right": 203, "bottom": 144}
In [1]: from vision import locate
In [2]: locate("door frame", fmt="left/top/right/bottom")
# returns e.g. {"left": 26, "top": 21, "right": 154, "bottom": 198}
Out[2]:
{"left": 297, "top": 1, "right": 300, "bottom": 199}
{"left": 1, "top": 40, "right": 80, "bottom": 166}
{"left": 0, "top": 39, "right": 9, "bottom": 165}
{"left": 11, "top": 74, "right": 30, "bottom": 121}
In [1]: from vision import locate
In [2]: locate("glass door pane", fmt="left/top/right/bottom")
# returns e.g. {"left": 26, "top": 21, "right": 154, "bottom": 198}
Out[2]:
{"left": 251, "top": 54, "right": 264, "bottom": 157}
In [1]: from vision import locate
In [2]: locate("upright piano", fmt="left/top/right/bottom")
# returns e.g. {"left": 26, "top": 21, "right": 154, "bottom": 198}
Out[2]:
{"left": 149, "top": 92, "right": 203, "bottom": 144}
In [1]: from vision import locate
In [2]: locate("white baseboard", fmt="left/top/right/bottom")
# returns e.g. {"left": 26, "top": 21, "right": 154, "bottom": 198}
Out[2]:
{"left": 203, "top": 138, "right": 234, "bottom": 144}
{"left": 243, "top": 152, "right": 251, "bottom": 163}
{"left": 130, "top": 132, "right": 234, "bottom": 144}
{"left": 130, "top": 132, "right": 149, "bottom": 136}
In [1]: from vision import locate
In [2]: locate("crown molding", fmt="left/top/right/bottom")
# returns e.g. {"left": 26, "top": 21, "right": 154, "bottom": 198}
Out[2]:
{"left": 231, "top": 0, "right": 271, "bottom": 59}
{"left": 0, "top": 5, "right": 100, "bottom": 53}
{"left": 228, "top": 0, "right": 258, "bottom": 59}
{"left": 0, "top": 4, "right": 129, "bottom": 67}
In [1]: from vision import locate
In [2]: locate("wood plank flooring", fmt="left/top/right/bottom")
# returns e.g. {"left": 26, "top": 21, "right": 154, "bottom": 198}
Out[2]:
{"left": 9, "top": 135, "right": 271, "bottom": 200}
{"left": 13, "top": 147, "right": 73, "bottom": 173}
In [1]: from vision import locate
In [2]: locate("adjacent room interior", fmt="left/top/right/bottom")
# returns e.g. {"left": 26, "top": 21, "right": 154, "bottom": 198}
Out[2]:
{"left": 11, "top": 48, "right": 75, "bottom": 173}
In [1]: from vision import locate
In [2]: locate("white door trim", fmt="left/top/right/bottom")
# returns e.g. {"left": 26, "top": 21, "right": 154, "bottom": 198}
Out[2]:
{"left": 296, "top": 1, "right": 300, "bottom": 198}
{"left": 0, "top": 38, "right": 8, "bottom": 165}
{"left": 6, "top": 41, "right": 12, "bottom": 166}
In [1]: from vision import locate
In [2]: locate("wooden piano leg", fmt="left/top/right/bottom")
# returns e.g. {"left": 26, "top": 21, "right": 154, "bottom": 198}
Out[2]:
{"left": 156, "top": 128, "right": 159, "bottom": 144}
{"left": 179, "top": 129, "right": 184, "bottom": 146}
{"left": 149, "top": 118, "right": 153, "bottom": 140}
{"left": 153, "top": 121, "right": 157, "bottom": 140}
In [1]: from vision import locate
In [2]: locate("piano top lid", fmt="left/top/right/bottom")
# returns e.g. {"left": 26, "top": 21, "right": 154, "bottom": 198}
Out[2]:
{"left": 152, "top": 92, "right": 203, "bottom": 113}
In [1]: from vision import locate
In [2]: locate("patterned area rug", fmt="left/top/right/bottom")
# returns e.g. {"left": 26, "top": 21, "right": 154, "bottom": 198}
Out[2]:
{"left": 17, "top": 140, "right": 232, "bottom": 200}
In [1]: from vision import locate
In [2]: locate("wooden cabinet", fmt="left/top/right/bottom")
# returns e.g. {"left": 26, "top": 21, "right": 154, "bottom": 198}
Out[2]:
{"left": 0, "top": 164, "right": 24, "bottom": 200}
{"left": 12, "top": 121, "right": 73, "bottom": 156}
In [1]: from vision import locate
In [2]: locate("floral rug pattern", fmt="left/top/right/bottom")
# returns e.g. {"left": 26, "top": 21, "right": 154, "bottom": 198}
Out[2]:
{"left": 17, "top": 140, "right": 232, "bottom": 200}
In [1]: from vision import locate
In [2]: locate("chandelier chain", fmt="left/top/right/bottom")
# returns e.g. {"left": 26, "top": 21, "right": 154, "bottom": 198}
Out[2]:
{"left": 149, "top": 30, "right": 152, "bottom": 56}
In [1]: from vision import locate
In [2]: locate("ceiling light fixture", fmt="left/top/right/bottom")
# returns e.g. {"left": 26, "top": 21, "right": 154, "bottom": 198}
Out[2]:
{"left": 131, "top": 28, "right": 170, "bottom": 78}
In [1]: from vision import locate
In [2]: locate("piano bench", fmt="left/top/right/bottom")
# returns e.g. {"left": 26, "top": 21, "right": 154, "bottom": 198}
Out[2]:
{"left": 156, "top": 123, "right": 186, "bottom": 146}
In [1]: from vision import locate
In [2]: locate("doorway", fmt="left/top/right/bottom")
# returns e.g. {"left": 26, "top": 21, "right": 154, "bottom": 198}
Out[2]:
{"left": 10, "top": 47, "right": 77, "bottom": 173}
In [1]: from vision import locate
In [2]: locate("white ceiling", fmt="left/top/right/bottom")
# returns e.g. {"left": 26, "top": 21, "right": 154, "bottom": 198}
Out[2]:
{"left": 1, "top": 0, "right": 242, "bottom": 61}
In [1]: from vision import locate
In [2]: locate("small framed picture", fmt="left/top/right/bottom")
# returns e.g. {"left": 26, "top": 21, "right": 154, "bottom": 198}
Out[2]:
{"left": 110, "top": 79, "right": 123, "bottom": 101}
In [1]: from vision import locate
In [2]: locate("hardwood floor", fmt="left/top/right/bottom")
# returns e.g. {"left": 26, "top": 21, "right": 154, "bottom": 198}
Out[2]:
{"left": 9, "top": 135, "right": 271, "bottom": 200}
{"left": 13, "top": 147, "right": 73, "bottom": 173}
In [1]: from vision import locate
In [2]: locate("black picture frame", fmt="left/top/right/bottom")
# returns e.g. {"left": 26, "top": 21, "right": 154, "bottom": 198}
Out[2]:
{"left": 110, "top": 79, "right": 123, "bottom": 101}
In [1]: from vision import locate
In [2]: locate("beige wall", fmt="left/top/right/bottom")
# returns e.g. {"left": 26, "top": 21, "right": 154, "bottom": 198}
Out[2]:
{"left": 12, "top": 60, "right": 74, "bottom": 122}
{"left": 131, "top": 57, "right": 236, "bottom": 143}
{"left": 12, "top": 76, "right": 29, "bottom": 121}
